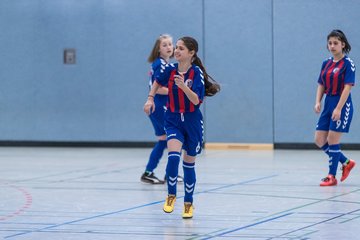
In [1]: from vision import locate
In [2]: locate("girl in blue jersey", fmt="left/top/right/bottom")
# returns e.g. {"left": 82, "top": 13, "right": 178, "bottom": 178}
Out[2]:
{"left": 314, "top": 29, "right": 356, "bottom": 187}
{"left": 141, "top": 34, "right": 174, "bottom": 184}
{"left": 144, "top": 36, "right": 220, "bottom": 218}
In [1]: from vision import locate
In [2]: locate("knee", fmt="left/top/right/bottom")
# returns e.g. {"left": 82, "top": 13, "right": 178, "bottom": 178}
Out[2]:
{"left": 327, "top": 131, "right": 342, "bottom": 145}
{"left": 314, "top": 135, "right": 325, "bottom": 147}
{"left": 183, "top": 153, "right": 196, "bottom": 164}
{"left": 327, "top": 136, "right": 339, "bottom": 145}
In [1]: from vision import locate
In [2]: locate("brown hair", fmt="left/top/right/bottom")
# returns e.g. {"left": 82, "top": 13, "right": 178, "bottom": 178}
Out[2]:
{"left": 148, "top": 34, "right": 173, "bottom": 63}
{"left": 179, "top": 36, "right": 220, "bottom": 97}
{"left": 327, "top": 29, "right": 351, "bottom": 54}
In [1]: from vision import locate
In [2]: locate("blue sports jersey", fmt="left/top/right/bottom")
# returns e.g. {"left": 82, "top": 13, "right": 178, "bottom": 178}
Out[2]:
{"left": 155, "top": 63, "right": 205, "bottom": 113}
{"left": 149, "top": 57, "right": 168, "bottom": 106}
{"left": 317, "top": 56, "right": 356, "bottom": 95}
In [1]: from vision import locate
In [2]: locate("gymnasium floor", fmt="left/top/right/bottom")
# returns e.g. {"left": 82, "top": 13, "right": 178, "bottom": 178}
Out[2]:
{"left": 0, "top": 147, "right": 359, "bottom": 240}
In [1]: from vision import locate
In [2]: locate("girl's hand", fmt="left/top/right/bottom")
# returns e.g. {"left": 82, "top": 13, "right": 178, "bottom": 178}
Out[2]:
{"left": 144, "top": 98, "right": 155, "bottom": 115}
{"left": 314, "top": 102, "right": 321, "bottom": 113}
{"left": 174, "top": 74, "right": 186, "bottom": 90}
{"left": 331, "top": 108, "right": 341, "bottom": 121}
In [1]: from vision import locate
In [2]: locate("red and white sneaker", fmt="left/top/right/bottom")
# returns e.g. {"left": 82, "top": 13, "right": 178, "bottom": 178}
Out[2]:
{"left": 340, "top": 159, "right": 356, "bottom": 182}
{"left": 320, "top": 175, "right": 337, "bottom": 187}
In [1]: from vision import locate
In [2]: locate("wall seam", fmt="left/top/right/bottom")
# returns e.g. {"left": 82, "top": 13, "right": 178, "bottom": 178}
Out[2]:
{"left": 202, "top": 0, "right": 207, "bottom": 145}
{"left": 271, "top": 0, "right": 276, "bottom": 144}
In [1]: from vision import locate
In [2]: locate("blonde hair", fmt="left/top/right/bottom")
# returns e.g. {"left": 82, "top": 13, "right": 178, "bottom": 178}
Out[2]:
{"left": 147, "top": 34, "right": 173, "bottom": 63}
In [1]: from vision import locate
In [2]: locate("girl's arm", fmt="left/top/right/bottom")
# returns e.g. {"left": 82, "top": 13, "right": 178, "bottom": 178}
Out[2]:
{"left": 331, "top": 84, "right": 352, "bottom": 121}
{"left": 314, "top": 84, "right": 325, "bottom": 113}
{"left": 144, "top": 81, "right": 161, "bottom": 115}
{"left": 156, "top": 86, "right": 168, "bottom": 95}
{"left": 174, "top": 74, "right": 200, "bottom": 105}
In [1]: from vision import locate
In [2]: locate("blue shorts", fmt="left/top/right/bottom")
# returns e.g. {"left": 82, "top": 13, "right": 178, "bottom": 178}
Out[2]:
{"left": 316, "top": 95, "right": 353, "bottom": 133}
{"left": 148, "top": 96, "right": 167, "bottom": 136}
{"left": 164, "top": 109, "right": 203, "bottom": 156}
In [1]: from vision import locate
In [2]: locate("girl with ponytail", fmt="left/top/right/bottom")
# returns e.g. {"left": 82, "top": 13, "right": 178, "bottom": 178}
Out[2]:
{"left": 314, "top": 29, "right": 356, "bottom": 186}
{"left": 144, "top": 36, "right": 219, "bottom": 218}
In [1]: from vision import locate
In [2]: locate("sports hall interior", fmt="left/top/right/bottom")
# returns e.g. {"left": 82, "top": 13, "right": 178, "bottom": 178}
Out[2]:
{"left": 1, "top": 1, "right": 359, "bottom": 239}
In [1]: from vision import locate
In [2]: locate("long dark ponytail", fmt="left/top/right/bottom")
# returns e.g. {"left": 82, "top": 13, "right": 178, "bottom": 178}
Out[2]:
{"left": 180, "top": 36, "right": 220, "bottom": 96}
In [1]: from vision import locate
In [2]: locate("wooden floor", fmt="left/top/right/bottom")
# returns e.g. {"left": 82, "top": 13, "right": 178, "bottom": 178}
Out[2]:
{"left": 0, "top": 147, "right": 359, "bottom": 239}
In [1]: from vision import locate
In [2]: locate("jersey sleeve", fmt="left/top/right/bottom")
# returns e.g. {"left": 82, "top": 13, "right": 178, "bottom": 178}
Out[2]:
{"left": 192, "top": 66, "right": 205, "bottom": 103}
{"left": 152, "top": 59, "right": 167, "bottom": 81}
{"left": 149, "top": 59, "right": 160, "bottom": 88}
{"left": 155, "top": 63, "right": 172, "bottom": 87}
{"left": 317, "top": 60, "right": 327, "bottom": 85}
{"left": 344, "top": 57, "right": 356, "bottom": 85}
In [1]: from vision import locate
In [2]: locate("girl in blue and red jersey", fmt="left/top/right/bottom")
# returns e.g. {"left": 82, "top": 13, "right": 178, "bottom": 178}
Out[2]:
{"left": 144, "top": 36, "right": 220, "bottom": 218}
{"left": 314, "top": 29, "right": 356, "bottom": 187}
{"left": 141, "top": 34, "right": 174, "bottom": 184}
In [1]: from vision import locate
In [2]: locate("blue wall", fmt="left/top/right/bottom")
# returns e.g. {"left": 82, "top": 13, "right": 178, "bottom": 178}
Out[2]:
{"left": 0, "top": 0, "right": 359, "bottom": 144}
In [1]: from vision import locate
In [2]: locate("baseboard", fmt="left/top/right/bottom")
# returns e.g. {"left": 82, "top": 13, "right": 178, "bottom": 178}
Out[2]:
{"left": 0, "top": 141, "right": 359, "bottom": 150}
{"left": 274, "top": 143, "right": 360, "bottom": 150}
{"left": 205, "top": 142, "right": 274, "bottom": 150}
{"left": 0, "top": 141, "right": 156, "bottom": 148}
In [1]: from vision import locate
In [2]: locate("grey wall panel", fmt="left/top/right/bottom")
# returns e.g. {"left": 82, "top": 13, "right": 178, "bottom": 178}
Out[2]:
{"left": 0, "top": 0, "right": 107, "bottom": 141}
{"left": 273, "top": 0, "right": 360, "bottom": 143}
{"left": 102, "top": 0, "right": 203, "bottom": 141}
{"left": 204, "top": 0, "right": 273, "bottom": 143}
{"left": 0, "top": 0, "right": 359, "bottom": 144}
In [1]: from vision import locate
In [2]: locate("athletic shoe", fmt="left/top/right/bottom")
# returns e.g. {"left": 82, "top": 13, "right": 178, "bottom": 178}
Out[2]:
{"left": 177, "top": 175, "right": 184, "bottom": 183}
{"left": 341, "top": 159, "right": 356, "bottom": 182}
{"left": 182, "top": 202, "right": 193, "bottom": 219}
{"left": 320, "top": 175, "right": 337, "bottom": 186}
{"left": 141, "top": 172, "right": 165, "bottom": 184}
{"left": 163, "top": 195, "right": 176, "bottom": 213}
{"left": 164, "top": 175, "right": 184, "bottom": 183}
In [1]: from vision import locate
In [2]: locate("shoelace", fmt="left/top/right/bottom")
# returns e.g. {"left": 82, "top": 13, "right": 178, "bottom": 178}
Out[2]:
{"left": 184, "top": 204, "right": 192, "bottom": 213}
{"left": 167, "top": 196, "right": 175, "bottom": 206}
{"left": 321, "top": 177, "right": 330, "bottom": 182}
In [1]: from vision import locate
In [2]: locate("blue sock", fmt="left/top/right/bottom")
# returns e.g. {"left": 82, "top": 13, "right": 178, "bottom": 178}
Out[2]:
{"left": 183, "top": 161, "right": 196, "bottom": 203}
{"left": 328, "top": 144, "right": 341, "bottom": 176}
{"left": 338, "top": 152, "right": 348, "bottom": 165}
{"left": 322, "top": 143, "right": 347, "bottom": 165}
{"left": 321, "top": 143, "right": 330, "bottom": 156}
{"left": 145, "top": 140, "right": 167, "bottom": 172}
{"left": 166, "top": 151, "right": 181, "bottom": 195}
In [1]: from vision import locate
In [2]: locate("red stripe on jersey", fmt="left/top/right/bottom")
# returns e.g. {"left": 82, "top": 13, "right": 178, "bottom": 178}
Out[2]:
{"left": 331, "top": 60, "right": 344, "bottom": 95}
{"left": 340, "top": 72, "right": 345, "bottom": 93}
{"left": 178, "top": 77, "right": 185, "bottom": 113}
{"left": 325, "top": 62, "right": 336, "bottom": 94}
{"left": 168, "top": 70, "right": 177, "bottom": 112}
{"left": 320, "top": 60, "right": 332, "bottom": 85}
{"left": 188, "top": 69, "right": 195, "bottom": 112}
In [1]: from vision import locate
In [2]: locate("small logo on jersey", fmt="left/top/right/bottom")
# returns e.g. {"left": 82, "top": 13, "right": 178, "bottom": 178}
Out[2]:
{"left": 333, "top": 68, "right": 339, "bottom": 73}
{"left": 185, "top": 79, "right": 193, "bottom": 88}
